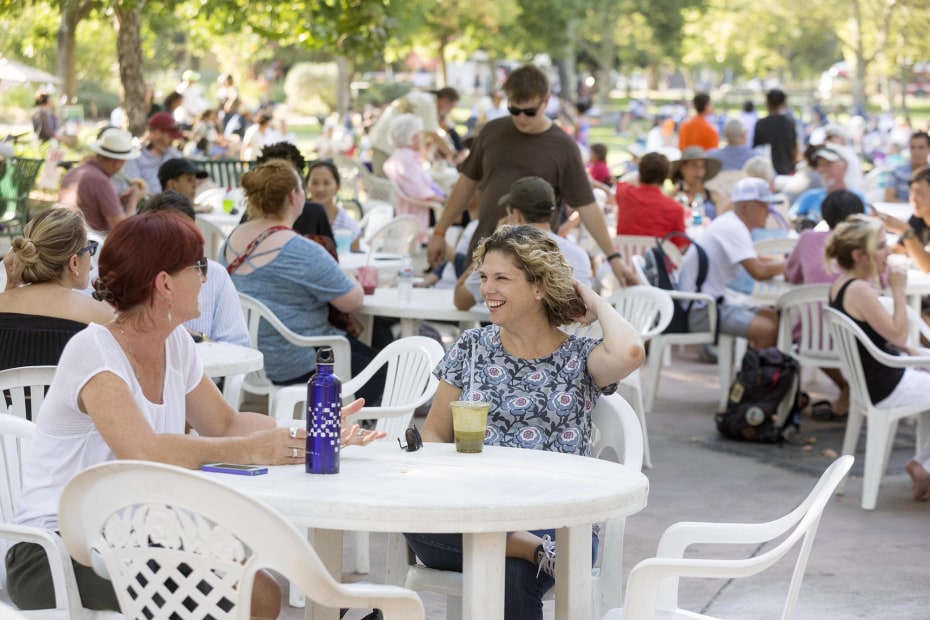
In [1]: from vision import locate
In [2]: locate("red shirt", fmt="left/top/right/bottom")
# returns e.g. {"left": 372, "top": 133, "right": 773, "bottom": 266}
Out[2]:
{"left": 587, "top": 160, "right": 613, "bottom": 185}
{"left": 615, "top": 183, "right": 688, "bottom": 249}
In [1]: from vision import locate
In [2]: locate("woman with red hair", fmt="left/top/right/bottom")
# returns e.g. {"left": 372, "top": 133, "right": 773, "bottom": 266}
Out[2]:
{"left": 5, "top": 211, "right": 383, "bottom": 616}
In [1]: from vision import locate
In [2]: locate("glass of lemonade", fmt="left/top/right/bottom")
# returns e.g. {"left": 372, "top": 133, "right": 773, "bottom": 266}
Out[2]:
{"left": 450, "top": 401, "right": 489, "bottom": 453}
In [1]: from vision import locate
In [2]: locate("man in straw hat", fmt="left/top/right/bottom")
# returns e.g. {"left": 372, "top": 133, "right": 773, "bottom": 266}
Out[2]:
{"left": 58, "top": 127, "right": 144, "bottom": 232}
{"left": 677, "top": 178, "right": 785, "bottom": 348}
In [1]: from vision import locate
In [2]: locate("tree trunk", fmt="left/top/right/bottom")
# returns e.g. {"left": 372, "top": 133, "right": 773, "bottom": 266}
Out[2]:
{"left": 595, "top": 16, "right": 614, "bottom": 109}
{"left": 436, "top": 35, "right": 449, "bottom": 88}
{"left": 847, "top": 0, "right": 869, "bottom": 114}
{"left": 556, "top": 20, "right": 578, "bottom": 105}
{"left": 647, "top": 65, "right": 660, "bottom": 92}
{"left": 58, "top": 0, "right": 96, "bottom": 103}
{"left": 852, "top": 51, "right": 868, "bottom": 115}
{"left": 336, "top": 55, "right": 351, "bottom": 119}
{"left": 114, "top": 3, "right": 146, "bottom": 136}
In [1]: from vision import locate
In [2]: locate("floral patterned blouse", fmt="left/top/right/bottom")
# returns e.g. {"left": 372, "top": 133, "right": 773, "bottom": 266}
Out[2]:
{"left": 434, "top": 325, "right": 617, "bottom": 456}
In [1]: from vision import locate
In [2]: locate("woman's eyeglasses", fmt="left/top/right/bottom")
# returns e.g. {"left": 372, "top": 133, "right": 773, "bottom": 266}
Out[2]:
{"left": 189, "top": 257, "right": 208, "bottom": 278}
{"left": 507, "top": 104, "right": 541, "bottom": 117}
{"left": 397, "top": 425, "right": 423, "bottom": 452}
{"left": 77, "top": 240, "right": 98, "bottom": 257}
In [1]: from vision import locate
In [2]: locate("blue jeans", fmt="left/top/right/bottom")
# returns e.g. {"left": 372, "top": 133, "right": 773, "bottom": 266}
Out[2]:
{"left": 403, "top": 529, "right": 598, "bottom": 620}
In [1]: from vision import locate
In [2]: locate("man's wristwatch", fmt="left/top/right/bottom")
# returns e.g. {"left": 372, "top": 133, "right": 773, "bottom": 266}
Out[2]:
{"left": 901, "top": 228, "right": 918, "bottom": 242}
{"left": 606, "top": 252, "right": 623, "bottom": 262}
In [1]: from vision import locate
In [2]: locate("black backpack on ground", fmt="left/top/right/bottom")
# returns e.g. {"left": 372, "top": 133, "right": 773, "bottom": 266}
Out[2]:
{"left": 715, "top": 347, "right": 801, "bottom": 443}
{"left": 642, "top": 231, "right": 707, "bottom": 333}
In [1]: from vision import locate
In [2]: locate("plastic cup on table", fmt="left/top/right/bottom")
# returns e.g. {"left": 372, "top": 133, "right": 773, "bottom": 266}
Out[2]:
{"left": 334, "top": 229, "right": 353, "bottom": 253}
{"left": 358, "top": 266, "right": 378, "bottom": 295}
{"left": 450, "top": 401, "right": 489, "bottom": 453}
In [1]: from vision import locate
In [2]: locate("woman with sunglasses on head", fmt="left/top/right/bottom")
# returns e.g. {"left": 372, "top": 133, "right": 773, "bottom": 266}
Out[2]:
{"left": 0, "top": 208, "right": 114, "bottom": 370}
{"left": 5, "top": 211, "right": 383, "bottom": 617}
{"left": 408, "top": 225, "right": 644, "bottom": 620}
{"left": 826, "top": 216, "right": 930, "bottom": 503}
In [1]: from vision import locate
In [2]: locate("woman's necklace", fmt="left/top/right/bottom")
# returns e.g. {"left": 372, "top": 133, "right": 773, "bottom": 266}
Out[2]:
{"left": 114, "top": 320, "right": 140, "bottom": 380}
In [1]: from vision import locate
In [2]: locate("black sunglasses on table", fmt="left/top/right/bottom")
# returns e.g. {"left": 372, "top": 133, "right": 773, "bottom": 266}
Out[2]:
{"left": 397, "top": 425, "right": 423, "bottom": 452}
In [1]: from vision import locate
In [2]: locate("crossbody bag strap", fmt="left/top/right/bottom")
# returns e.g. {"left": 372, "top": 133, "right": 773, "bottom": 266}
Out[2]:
{"left": 225, "top": 225, "right": 292, "bottom": 274}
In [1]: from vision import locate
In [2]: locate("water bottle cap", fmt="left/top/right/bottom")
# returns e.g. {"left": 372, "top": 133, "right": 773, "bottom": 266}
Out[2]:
{"left": 316, "top": 346, "right": 335, "bottom": 364}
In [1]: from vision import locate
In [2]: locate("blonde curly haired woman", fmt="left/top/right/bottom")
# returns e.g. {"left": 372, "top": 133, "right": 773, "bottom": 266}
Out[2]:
{"left": 407, "top": 224, "right": 644, "bottom": 620}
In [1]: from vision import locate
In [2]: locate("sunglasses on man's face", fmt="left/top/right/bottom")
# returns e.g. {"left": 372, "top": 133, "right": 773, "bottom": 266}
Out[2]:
{"left": 397, "top": 425, "right": 423, "bottom": 452}
{"left": 189, "top": 257, "right": 208, "bottom": 279}
{"left": 507, "top": 104, "right": 541, "bottom": 117}
{"left": 77, "top": 239, "right": 98, "bottom": 257}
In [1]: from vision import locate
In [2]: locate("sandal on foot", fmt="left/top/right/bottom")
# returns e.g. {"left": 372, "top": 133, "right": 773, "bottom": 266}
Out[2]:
{"left": 811, "top": 400, "right": 847, "bottom": 421}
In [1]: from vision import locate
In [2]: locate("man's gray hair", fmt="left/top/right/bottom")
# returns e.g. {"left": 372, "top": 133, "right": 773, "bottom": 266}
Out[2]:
{"left": 723, "top": 118, "right": 746, "bottom": 143}
{"left": 388, "top": 113, "right": 424, "bottom": 149}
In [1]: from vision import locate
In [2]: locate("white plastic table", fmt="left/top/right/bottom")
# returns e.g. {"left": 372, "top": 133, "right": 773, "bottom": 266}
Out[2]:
{"left": 195, "top": 341, "right": 263, "bottom": 377}
{"left": 194, "top": 341, "right": 263, "bottom": 406}
{"left": 871, "top": 201, "right": 913, "bottom": 222}
{"left": 356, "top": 287, "right": 489, "bottom": 344}
{"left": 200, "top": 441, "right": 649, "bottom": 620}
{"left": 337, "top": 251, "right": 403, "bottom": 278}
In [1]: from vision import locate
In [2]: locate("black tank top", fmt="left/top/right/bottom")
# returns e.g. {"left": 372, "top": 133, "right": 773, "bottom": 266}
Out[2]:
{"left": 829, "top": 279, "right": 904, "bottom": 404}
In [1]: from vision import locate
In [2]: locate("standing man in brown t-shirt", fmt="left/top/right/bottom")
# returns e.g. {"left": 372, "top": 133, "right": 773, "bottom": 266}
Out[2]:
{"left": 427, "top": 64, "right": 636, "bottom": 286}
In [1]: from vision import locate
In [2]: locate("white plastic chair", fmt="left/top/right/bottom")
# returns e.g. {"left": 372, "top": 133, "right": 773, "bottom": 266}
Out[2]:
{"left": 403, "top": 393, "right": 645, "bottom": 620}
{"left": 823, "top": 308, "right": 930, "bottom": 510}
{"left": 775, "top": 284, "right": 839, "bottom": 370}
{"left": 331, "top": 153, "right": 363, "bottom": 203}
{"left": 58, "top": 460, "right": 425, "bottom": 620}
{"left": 631, "top": 255, "right": 740, "bottom": 413}
{"left": 237, "top": 293, "right": 351, "bottom": 411}
{"left": 614, "top": 235, "right": 658, "bottom": 271}
{"left": 358, "top": 201, "right": 395, "bottom": 243}
{"left": 0, "top": 416, "right": 120, "bottom": 619}
{"left": 609, "top": 286, "right": 674, "bottom": 468}
{"left": 367, "top": 215, "right": 420, "bottom": 258}
{"left": 0, "top": 602, "right": 27, "bottom": 619}
{"left": 388, "top": 181, "right": 445, "bottom": 226}
{"left": 753, "top": 236, "right": 798, "bottom": 259}
{"left": 194, "top": 216, "right": 227, "bottom": 261}
{"left": 602, "top": 455, "right": 853, "bottom": 620}
{"left": 0, "top": 366, "right": 56, "bottom": 421}
{"left": 271, "top": 336, "right": 444, "bottom": 586}
{"left": 270, "top": 335, "right": 444, "bottom": 430}
{"left": 359, "top": 166, "right": 397, "bottom": 204}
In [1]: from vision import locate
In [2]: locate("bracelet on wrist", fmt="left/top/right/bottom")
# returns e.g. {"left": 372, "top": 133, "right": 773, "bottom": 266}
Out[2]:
{"left": 901, "top": 228, "right": 917, "bottom": 242}
{"left": 433, "top": 228, "right": 447, "bottom": 238}
{"left": 606, "top": 252, "right": 622, "bottom": 262}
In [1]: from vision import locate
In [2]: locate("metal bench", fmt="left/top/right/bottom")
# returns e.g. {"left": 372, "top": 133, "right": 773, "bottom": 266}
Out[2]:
{"left": 0, "top": 157, "right": 44, "bottom": 240}
{"left": 191, "top": 159, "right": 256, "bottom": 188}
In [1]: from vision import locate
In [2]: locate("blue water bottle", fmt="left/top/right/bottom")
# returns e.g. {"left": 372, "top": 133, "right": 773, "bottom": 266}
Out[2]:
{"left": 306, "top": 346, "right": 341, "bottom": 474}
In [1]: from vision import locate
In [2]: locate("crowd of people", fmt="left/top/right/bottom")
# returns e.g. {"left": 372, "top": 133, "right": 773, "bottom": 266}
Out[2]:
{"left": 5, "top": 60, "right": 930, "bottom": 620}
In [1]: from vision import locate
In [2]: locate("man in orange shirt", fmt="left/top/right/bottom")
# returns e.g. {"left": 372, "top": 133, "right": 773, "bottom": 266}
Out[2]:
{"left": 678, "top": 92, "right": 719, "bottom": 151}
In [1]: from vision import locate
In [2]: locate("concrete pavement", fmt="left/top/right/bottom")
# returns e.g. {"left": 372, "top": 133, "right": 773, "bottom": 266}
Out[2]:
{"left": 279, "top": 345, "right": 927, "bottom": 619}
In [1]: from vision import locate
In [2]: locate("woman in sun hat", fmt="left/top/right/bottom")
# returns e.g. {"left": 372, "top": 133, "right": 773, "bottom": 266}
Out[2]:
{"left": 668, "top": 145, "right": 723, "bottom": 219}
